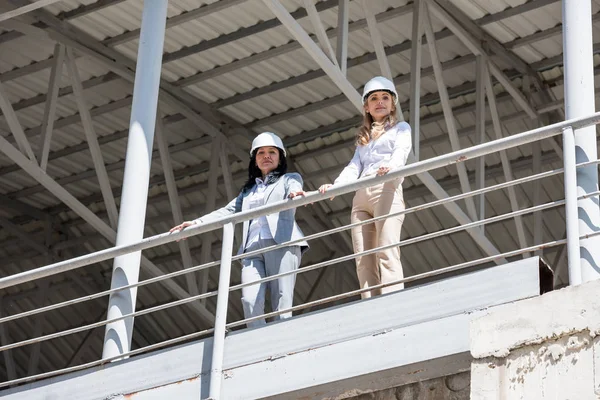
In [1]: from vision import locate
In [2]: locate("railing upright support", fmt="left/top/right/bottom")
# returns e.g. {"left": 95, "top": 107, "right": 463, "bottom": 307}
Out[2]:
{"left": 102, "top": 0, "right": 168, "bottom": 359}
{"left": 562, "top": 0, "right": 600, "bottom": 283}
{"left": 208, "top": 222, "right": 235, "bottom": 400}
{"left": 562, "top": 126, "right": 582, "bottom": 285}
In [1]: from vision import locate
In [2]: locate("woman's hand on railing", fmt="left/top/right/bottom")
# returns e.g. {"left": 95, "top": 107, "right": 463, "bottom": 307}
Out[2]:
{"left": 169, "top": 220, "right": 197, "bottom": 241}
{"left": 377, "top": 165, "right": 391, "bottom": 176}
{"left": 288, "top": 191, "right": 306, "bottom": 199}
{"left": 318, "top": 184, "right": 335, "bottom": 200}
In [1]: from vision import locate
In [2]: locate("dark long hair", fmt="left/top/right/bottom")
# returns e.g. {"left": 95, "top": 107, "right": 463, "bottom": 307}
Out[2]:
{"left": 242, "top": 148, "right": 288, "bottom": 192}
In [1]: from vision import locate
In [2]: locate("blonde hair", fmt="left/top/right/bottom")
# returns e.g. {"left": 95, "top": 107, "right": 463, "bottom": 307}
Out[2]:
{"left": 356, "top": 101, "right": 398, "bottom": 146}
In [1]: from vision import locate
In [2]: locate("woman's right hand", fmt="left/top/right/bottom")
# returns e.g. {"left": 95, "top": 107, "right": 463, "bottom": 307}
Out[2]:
{"left": 319, "top": 184, "right": 332, "bottom": 194}
{"left": 169, "top": 220, "right": 197, "bottom": 241}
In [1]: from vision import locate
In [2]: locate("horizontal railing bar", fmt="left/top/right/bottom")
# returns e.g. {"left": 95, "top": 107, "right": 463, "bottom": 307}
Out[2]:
{"left": 0, "top": 286, "right": 219, "bottom": 352}
{"left": 0, "top": 327, "right": 215, "bottom": 389}
{"left": 1, "top": 112, "right": 599, "bottom": 290}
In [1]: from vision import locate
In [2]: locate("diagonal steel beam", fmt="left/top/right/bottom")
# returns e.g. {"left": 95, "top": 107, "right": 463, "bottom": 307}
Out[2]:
{"left": 38, "top": 43, "right": 64, "bottom": 172}
{"left": 0, "top": 0, "right": 64, "bottom": 23}
{"left": 484, "top": 60, "right": 529, "bottom": 255}
{"left": 261, "top": 0, "right": 362, "bottom": 110}
{"left": 155, "top": 114, "right": 200, "bottom": 297}
{"left": 361, "top": 0, "right": 393, "bottom": 81}
{"left": 426, "top": 0, "right": 538, "bottom": 119}
{"left": 302, "top": 0, "right": 338, "bottom": 67}
{"left": 422, "top": 5, "right": 478, "bottom": 222}
{"left": 0, "top": 82, "right": 36, "bottom": 162}
{"left": 64, "top": 46, "right": 119, "bottom": 229}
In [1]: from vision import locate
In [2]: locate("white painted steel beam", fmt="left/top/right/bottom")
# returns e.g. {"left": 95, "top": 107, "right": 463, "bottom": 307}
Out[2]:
{"left": 0, "top": 257, "right": 540, "bottom": 399}
{"left": 38, "top": 44, "right": 64, "bottom": 172}
{"left": 261, "top": 0, "right": 363, "bottom": 110}
{"left": 0, "top": 0, "right": 65, "bottom": 23}
{"left": 335, "top": 0, "right": 349, "bottom": 75}
{"left": 199, "top": 138, "right": 223, "bottom": 299}
{"left": 64, "top": 47, "right": 118, "bottom": 229}
{"left": 0, "top": 82, "right": 36, "bottom": 162}
{"left": 409, "top": 0, "right": 425, "bottom": 160}
{"left": 361, "top": 0, "right": 393, "bottom": 81}
{"left": 426, "top": 0, "right": 538, "bottom": 119}
{"left": 155, "top": 115, "right": 200, "bottom": 297}
{"left": 422, "top": 6, "right": 478, "bottom": 222}
{"left": 302, "top": 0, "right": 338, "bottom": 67}
{"left": 475, "top": 56, "right": 486, "bottom": 229}
{"left": 563, "top": 0, "right": 600, "bottom": 283}
{"left": 484, "top": 62, "right": 529, "bottom": 255}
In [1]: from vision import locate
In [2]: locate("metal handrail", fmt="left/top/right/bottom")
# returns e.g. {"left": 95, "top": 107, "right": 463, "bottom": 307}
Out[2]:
{"left": 1, "top": 111, "right": 599, "bottom": 290}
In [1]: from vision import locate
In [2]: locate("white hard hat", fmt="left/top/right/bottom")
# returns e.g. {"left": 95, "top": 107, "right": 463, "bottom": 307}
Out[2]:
{"left": 362, "top": 76, "right": 398, "bottom": 104}
{"left": 250, "top": 132, "right": 286, "bottom": 156}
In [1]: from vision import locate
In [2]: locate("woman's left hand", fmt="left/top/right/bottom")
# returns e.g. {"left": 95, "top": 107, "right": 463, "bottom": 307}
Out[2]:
{"left": 377, "top": 165, "right": 391, "bottom": 176}
{"left": 288, "top": 191, "right": 306, "bottom": 199}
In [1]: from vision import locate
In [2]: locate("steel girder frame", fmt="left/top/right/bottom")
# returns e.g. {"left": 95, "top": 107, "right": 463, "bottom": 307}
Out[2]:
{"left": 261, "top": 0, "right": 505, "bottom": 263}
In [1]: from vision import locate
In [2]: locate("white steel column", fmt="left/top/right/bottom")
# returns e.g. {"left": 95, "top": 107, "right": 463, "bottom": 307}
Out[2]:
{"left": 409, "top": 0, "right": 424, "bottom": 160}
{"left": 562, "top": 0, "right": 600, "bottom": 283}
{"left": 102, "top": 0, "right": 168, "bottom": 360}
{"left": 335, "top": 0, "right": 349, "bottom": 76}
{"left": 475, "top": 56, "right": 486, "bottom": 229}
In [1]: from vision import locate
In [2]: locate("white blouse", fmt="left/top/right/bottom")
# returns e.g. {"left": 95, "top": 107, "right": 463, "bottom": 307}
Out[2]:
{"left": 245, "top": 177, "right": 274, "bottom": 248}
{"left": 334, "top": 121, "right": 412, "bottom": 185}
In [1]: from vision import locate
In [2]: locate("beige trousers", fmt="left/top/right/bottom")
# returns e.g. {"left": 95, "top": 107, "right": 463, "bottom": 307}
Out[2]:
{"left": 351, "top": 179, "right": 405, "bottom": 299}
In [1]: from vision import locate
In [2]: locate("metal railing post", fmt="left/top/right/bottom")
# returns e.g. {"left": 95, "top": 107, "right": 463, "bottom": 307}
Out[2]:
{"left": 562, "top": 126, "right": 582, "bottom": 285}
{"left": 208, "top": 222, "right": 235, "bottom": 400}
{"left": 562, "top": 0, "right": 600, "bottom": 283}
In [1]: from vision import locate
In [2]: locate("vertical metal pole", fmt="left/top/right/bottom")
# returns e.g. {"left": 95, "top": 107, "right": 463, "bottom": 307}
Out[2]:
{"left": 208, "top": 222, "right": 235, "bottom": 400}
{"left": 409, "top": 0, "right": 424, "bottom": 160}
{"left": 336, "top": 0, "right": 349, "bottom": 76}
{"left": 475, "top": 55, "right": 486, "bottom": 232}
{"left": 562, "top": 0, "right": 600, "bottom": 283}
{"left": 562, "top": 127, "right": 582, "bottom": 285}
{"left": 102, "top": 0, "right": 168, "bottom": 360}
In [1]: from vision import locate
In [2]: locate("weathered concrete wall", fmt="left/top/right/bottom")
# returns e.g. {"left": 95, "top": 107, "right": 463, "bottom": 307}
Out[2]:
{"left": 470, "top": 278, "right": 600, "bottom": 400}
{"left": 343, "top": 372, "right": 470, "bottom": 400}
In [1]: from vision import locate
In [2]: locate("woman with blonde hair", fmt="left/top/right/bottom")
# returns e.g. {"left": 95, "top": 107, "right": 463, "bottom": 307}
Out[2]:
{"left": 319, "top": 76, "right": 411, "bottom": 299}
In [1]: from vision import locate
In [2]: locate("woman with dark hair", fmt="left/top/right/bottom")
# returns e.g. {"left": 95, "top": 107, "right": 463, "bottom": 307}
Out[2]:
{"left": 319, "top": 76, "right": 411, "bottom": 299}
{"left": 170, "top": 132, "right": 308, "bottom": 328}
